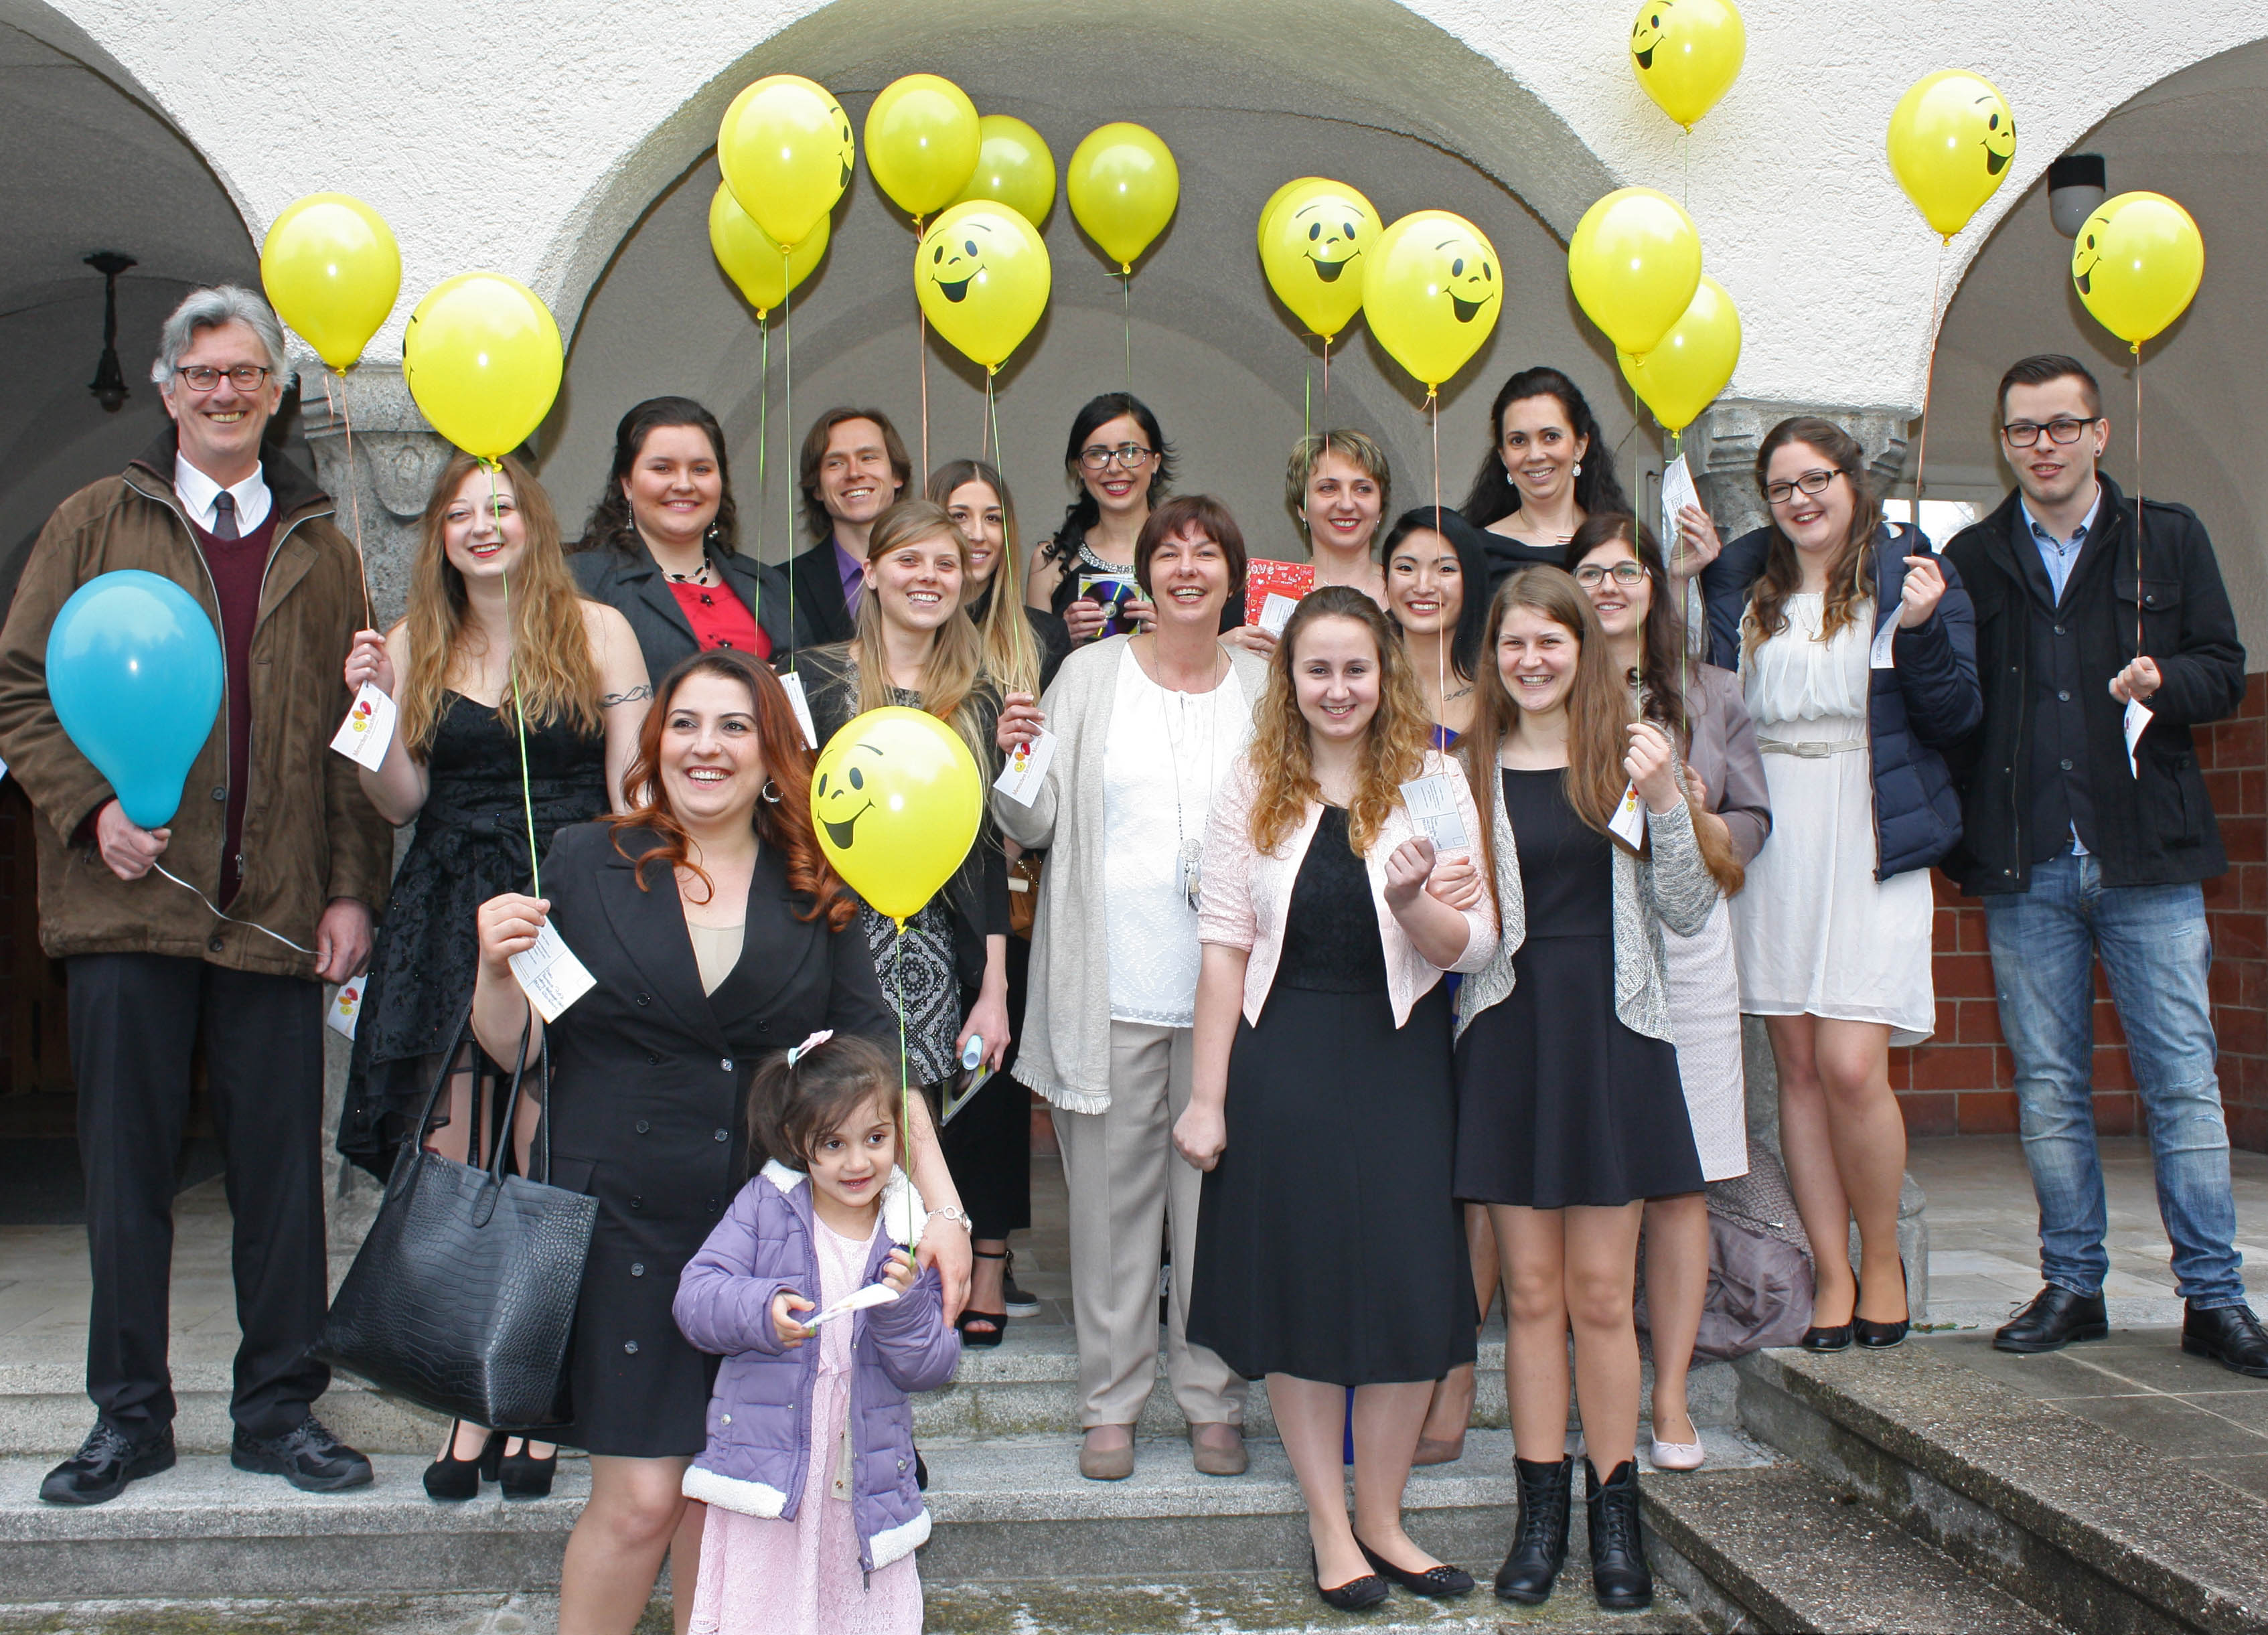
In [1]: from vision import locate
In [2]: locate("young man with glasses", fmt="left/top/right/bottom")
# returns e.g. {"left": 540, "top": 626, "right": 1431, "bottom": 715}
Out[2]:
{"left": 1941, "top": 354, "right": 2263, "bottom": 1375}
{"left": 0, "top": 287, "right": 392, "bottom": 1500}
{"left": 785, "top": 406, "right": 911, "bottom": 650}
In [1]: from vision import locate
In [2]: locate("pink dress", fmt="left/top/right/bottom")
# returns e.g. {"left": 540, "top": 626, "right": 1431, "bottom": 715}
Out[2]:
{"left": 688, "top": 1213, "right": 923, "bottom": 1635}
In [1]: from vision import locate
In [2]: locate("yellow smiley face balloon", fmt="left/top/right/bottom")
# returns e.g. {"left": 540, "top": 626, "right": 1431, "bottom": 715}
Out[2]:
{"left": 810, "top": 706, "right": 983, "bottom": 926}
{"left": 1630, "top": 0, "right": 1746, "bottom": 131}
{"left": 1362, "top": 210, "right": 1503, "bottom": 391}
{"left": 914, "top": 202, "right": 1052, "bottom": 372}
{"left": 1886, "top": 70, "right": 2017, "bottom": 240}
{"left": 2072, "top": 191, "right": 2204, "bottom": 347}
{"left": 1259, "top": 178, "right": 1379, "bottom": 343}
{"left": 717, "top": 74, "right": 853, "bottom": 250}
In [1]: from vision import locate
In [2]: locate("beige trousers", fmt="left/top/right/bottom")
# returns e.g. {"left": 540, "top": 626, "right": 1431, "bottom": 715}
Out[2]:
{"left": 1050, "top": 1020, "right": 1247, "bottom": 1429}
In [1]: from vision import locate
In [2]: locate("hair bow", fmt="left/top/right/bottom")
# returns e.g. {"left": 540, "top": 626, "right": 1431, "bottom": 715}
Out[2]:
{"left": 785, "top": 1029, "right": 834, "bottom": 1068}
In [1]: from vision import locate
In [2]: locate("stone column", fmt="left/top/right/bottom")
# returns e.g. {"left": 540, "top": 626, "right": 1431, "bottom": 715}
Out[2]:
{"left": 1689, "top": 397, "right": 1930, "bottom": 1318}
{"left": 299, "top": 363, "right": 452, "bottom": 1255}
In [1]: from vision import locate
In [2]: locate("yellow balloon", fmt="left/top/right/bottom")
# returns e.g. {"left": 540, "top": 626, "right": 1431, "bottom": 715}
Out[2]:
{"left": 1886, "top": 70, "right": 2016, "bottom": 240}
{"left": 864, "top": 73, "right": 980, "bottom": 222}
{"left": 400, "top": 272, "right": 563, "bottom": 461}
{"left": 1260, "top": 179, "right": 1380, "bottom": 343}
{"left": 953, "top": 114, "right": 1056, "bottom": 228}
{"left": 718, "top": 74, "right": 854, "bottom": 250}
{"left": 915, "top": 202, "right": 1052, "bottom": 372}
{"left": 1256, "top": 175, "right": 1328, "bottom": 256}
{"left": 1630, "top": 0, "right": 1746, "bottom": 130}
{"left": 1567, "top": 187, "right": 1702, "bottom": 358}
{"left": 708, "top": 183, "right": 828, "bottom": 319}
{"left": 811, "top": 706, "right": 982, "bottom": 925}
{"left": 1361, "top": 210, "right": 1503, "bottom": 392}
{"left": 260, "top": 193, "right": 401, "bottom": 372}
{"left": 1616, "top": 275, "right": 1741, "bottom": 431}
{"left": 1067, "top": 122, "right": 1179, "bottom": 272}
{"left": 2072, "top": 191, "right": 2204, "bottom": 347}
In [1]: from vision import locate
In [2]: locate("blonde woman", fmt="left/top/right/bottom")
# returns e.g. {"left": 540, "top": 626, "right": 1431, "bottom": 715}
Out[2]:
{"left": 336, "top": 452, "right": 649, "bottom": 1500}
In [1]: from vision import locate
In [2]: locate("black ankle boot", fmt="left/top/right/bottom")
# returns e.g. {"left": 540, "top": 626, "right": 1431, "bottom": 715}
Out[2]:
{"left": 1586, "top": 1458, "right": 1653, "bottom": 1610}
{"left": 1494, "top": 1455, "right": 1572, "bottom": 1604}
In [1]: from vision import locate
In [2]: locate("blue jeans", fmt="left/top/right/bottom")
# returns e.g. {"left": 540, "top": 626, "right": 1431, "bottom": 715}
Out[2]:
{"left": 1983, "top": 852, "right": 2247, "bottom": 1308}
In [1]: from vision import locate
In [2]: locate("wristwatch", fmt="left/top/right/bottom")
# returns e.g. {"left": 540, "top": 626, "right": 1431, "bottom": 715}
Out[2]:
{"left": 925, "top": 1205, "right": 974, "bottom": 1234}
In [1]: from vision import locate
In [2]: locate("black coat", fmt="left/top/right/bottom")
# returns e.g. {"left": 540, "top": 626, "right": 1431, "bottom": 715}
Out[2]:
{"left": 785, "top": 539, "right": 859, "bottom": 650}
{"left": 1700, "top": 521, "right": 1982, "bottom": 880}
{"left": 1939, "top": 478, "right": 2247, "bottom": 894}
{"left": 536, "top": 820, "right": 893, "bottom": 1456}
{"left": 569, "top": 543, "right": 801, "bottom": 682}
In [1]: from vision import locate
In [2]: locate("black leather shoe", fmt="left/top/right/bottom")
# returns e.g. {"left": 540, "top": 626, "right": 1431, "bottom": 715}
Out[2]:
{"left": 1800, "top": 1322, "right": 1854, "bottom": 1351}
{"left": 1586, "top": 1458, "right": 1654, "bottom": 1611}
{"left": 1994, "top": 1286, "right": 2109, "bottom": 1354}
{"left": 40, "top": 1421, "right": 174, "bottom": 1505}
{"left": 1310, "top": 1547, "right": 1389, "bottom": 1610}
{"left": 498, "top": 1441, "right": 557, "bottom": 1500}
{"left": 231, "top": 1414, "right": 373, "bottom": 1492}
{"left": 1354, "top": 1535, "right": 1475, "bottom": 1598}
{"left": 2183, "top": 1304, "right": 2268, "bottom": 1379}
{"left": 1856, "top": 1259, "right": 1911, "bottom": 1350}
{"left": 1495, "top": 1454, "right": 1572, "bottom": 1604}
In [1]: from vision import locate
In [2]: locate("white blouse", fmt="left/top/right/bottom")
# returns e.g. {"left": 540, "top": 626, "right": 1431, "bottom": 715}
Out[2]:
{"left": 1742, "top": 593, "right": 1872, "bottom": 728}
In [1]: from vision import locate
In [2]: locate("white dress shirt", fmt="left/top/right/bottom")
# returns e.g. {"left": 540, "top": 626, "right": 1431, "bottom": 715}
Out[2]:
{"left": 173, "top": 453, "right": 273, "bottom": 536}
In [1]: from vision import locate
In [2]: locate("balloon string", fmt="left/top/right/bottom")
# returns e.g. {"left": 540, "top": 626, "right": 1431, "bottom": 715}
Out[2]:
{"left": 1912, "top": 238, "right": 1947, "bottom": 518}
{"left": 2135, "top": 343, "right": 2145, "bottom": 657}
{"left": 1122, "top": 271, "right": 1132, "bottom": 392}
{"left": 783, "top": 247, "right": 797, "bottom": 668}
{"left": 986, "top": 372, "right": 1003, "bottom": 491}
{"left": 325, "top": 370, "right": 374, "bottom": 631}
{"left": 755, "top": 317, "right": 769, "bottom": 569}
{"left": 1432, "top": 388, "right": 1444, "bottom": 740}
{"left": 1303, "top": 341, "right": 1312, "bottom": 442}
{"left": 492, "top": 468, "right": 540, "bottom": 902}
{"left": 152, "top": 864, "right": 313, "bottom": 955}
{"left": 1323, "top": 336, "right": 1331, "bottom": 425}
{"left": 917, "top": 214, "right": 931, "bottom": 484}
{"left": 895, "top": 921, "right": 913, "bottom": 1248}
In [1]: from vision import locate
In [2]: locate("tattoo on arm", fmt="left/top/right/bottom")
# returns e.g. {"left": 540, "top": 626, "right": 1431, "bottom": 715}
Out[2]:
{"left": 600, "top": 684, "right": 654, "bottom": 708}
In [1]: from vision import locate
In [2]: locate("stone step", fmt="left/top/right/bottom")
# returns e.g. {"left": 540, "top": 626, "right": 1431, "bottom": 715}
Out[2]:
{"left": 1734, "top": 1343, "right": 2268, "bottom": 1635}
{"left": 1641, "top": 1462, "right": 2073, "bottom": 1634}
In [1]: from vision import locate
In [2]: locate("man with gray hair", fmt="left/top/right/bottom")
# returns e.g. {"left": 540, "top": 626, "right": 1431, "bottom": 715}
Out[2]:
{"left": 0, "top": 286, "right": 391, "bottom": 1503}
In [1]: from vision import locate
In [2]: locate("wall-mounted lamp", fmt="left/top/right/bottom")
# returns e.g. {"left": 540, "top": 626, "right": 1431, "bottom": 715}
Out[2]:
{"left": 84, "top": 251, "right": 136, "bottom": 412}
{"left": 2048, "top": 155, "right": 2107, "bottom": 239}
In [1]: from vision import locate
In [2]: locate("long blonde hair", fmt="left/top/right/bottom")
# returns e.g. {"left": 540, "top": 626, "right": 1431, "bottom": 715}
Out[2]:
{"left": 927, "top": 459, "right": 1040, "bottom": 698}
{"left": 399, "top": 453, "right": 599, "bottom": 757}
{"left": 1247, "top": 587, "right": 1432, "bottom": 856}
{"left": 849, "top": 499, "right": 990, "bottom": 765}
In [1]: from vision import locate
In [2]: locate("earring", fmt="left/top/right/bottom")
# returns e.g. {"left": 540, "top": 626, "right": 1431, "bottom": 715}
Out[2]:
{"left": 761, "top": 779, "right": 782, "bottom": 805}
{"left": 705, "top": 522, "right": 721, "bottom": 544}
{"left": 1574, "top": 461, "right": 1583, "bottom": 477}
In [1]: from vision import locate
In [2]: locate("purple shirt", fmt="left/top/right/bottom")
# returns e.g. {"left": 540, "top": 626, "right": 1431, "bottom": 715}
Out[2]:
{"left": 834, "top": 537, "right": 864, "bottom": 621}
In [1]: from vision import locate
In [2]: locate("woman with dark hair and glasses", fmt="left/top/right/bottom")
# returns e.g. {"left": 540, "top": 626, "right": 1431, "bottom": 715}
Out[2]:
{"left": 572, "top": 396, "right": 802, "bottom": 679}
{"left": 1697, "top": 418, "right": 1979, "bottom": 1356}
{"left": 1027, "top": 392, "right": 1191, "bottom": 645}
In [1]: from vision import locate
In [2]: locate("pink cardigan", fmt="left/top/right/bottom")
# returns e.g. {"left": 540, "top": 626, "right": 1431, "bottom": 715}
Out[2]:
{"left": 1197, "top": 750, "right": 1499, "bottom": 1027}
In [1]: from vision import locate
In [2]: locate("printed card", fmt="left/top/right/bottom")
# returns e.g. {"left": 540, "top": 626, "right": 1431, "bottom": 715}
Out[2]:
{"left": 1398, "top": 774, "right": 1470, "bottom": 853}
{"left": 803, "top": 1281, "right": 901, "bottom": 1328}
{"left": 993, "top": 726, "right": 1059, "bottom": 806}
{"left": 510, "top": 920, "right": 597, "bottom": 1022}
{"left": 2125, "top": 696, "right": 2154, "bottom": 779}
{"left": 1609, "top": 781, "right": 1648, "bottom": 848}
{"left": 1243, "top": 559, "right": 1315, "bottom": 627}
{"left": 324, "top": 974, "right": 366, "bottom": 1040}
{"left": 1080, "top": 572, "right": 1143, "bottom": 637}
{"left": 777, "top": 670, "right": 819, "bottom": 749}
{"left": 1659, "top": 453, "right": 1702, "bottom": 572}
{"left": 1870, "top": 617, "right": 1899, "bottom": 671}
{"left": 329, "top": 683, "right": 397, "bottom": 770}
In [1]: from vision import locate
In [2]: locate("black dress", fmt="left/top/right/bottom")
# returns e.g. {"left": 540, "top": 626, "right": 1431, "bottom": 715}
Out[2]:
{"left": 337, "top": 693, "right": 607, "bottom": 1176}
{"left": 1187, "top": 807, "right": 1476, "bottom": 1386}
{"left": 1454, "top": 769, "right": 1702, "bottom": 1208}
{"left": 536, "top": 822, "right": 895, "bottom": 1456}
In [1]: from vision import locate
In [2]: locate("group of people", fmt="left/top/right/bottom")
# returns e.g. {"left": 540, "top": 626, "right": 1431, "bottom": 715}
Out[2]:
{"left": 0, "top": 282, "right": 2259, "bottom": 1634}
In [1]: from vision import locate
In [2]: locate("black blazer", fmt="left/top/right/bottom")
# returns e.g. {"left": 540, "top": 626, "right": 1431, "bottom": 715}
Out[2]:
{"left": 534, "top": 819, "right": 894, "bottom": 1455}
{"left": 569, "top": 543, "right": 801, "bottom": 682}
{"left": 785, "top": 539, "right": 859, "bottom": 651}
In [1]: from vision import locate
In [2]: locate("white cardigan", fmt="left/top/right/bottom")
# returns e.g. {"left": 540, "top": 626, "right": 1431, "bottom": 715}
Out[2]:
{"left": 1197, "top": 751, "right": 1499, "bottom": 1026}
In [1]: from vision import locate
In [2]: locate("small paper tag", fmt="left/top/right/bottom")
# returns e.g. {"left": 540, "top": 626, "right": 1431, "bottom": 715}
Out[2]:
{"left": 325, "top": 974, "right": 366, "bottom": 1040}
{"left": 803, "top": 1281, "right": 901, "bottom": 1328}
{"left": 1870, "top": 617, "right": 1898, "bottom": 672}
{"left": 776, "top": 671, "right": 819, "bottom": 749}
{"left": 992, "top": 726, "right": 1059, "bottom": 806}
{"left": 1258, "top": 593, "right": 1301, "bottom": 637}
{"left": 510, "top": 920, "right": 597, "bottom": 1022}
{"left": 329, "top": 683, "right": 398, "bottom": 770}
{"left": 2125, "top": 696, "right": 2154, "bottom": 779}
{"left": 1398, "top": 774, "right": 1470, "bottom": 852}
{"left": 1660, "top": 453, "right": 1701, "bottom": 571}
{"left": 1609, "top": 781, "right": 1647, "bottom": 847}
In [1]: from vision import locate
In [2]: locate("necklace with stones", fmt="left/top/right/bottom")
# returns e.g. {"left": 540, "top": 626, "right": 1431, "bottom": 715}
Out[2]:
{"left": 664, "top": 554, "right": 715, "bottom": 587}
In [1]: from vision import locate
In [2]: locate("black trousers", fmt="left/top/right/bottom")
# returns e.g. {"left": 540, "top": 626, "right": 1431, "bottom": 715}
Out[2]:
{"left": 68, "top": 953, "right": 329, "bottom": 1439}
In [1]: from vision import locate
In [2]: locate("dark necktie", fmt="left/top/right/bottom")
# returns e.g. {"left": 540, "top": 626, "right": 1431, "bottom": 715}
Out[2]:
{"left": 211, "top": 491, "right": 240, "bottom": 541}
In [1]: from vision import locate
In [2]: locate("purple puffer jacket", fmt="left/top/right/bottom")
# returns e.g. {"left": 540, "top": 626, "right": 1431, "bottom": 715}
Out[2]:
{"left": 674, "top": 1160, "right": 960, "bottom": 1571}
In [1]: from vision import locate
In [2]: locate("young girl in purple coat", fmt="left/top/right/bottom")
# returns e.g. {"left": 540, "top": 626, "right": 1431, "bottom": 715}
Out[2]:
{"left": 674, "top": 1032, "right": 960, "bottom": 1634}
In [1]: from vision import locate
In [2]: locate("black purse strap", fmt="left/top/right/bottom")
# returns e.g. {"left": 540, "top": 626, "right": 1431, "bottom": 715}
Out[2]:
{"left": 487, "top": 1010, "right": 559, "bottom": 1188}
{"left": 392, "top": 997, "right": 560, "bottom": 1199}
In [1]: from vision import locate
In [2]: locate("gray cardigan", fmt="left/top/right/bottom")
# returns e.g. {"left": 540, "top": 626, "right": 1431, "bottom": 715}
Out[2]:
{"left": 993, "top": 635, "right": 1271, "bottom": 1113}
{"left": 1675, "top": 662, "right": 1772, "bottom": 866}
{"left": 1454, "top": 767, "right": 1719, "bottom": 1044}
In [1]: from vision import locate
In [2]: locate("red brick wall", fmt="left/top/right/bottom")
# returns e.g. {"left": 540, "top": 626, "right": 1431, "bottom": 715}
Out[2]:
{"left": 1893, "top": 673, "right": 2268, "bottom": 1152}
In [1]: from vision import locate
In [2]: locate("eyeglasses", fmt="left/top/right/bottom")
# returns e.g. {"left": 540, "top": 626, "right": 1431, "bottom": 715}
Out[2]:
{"left": 1077, "top": 443, "right": 1154, "bottom": 472}
{"left": 1764, "top": 469, "right": 1838, "bottom": 506}
{"left": 174, "top": 364, "right": 271, "bottom": 393}
{"left": 1574, "top": 561, "right": 1647, "bottom": 588}
{"left": 2001, "top": 417, "right": 2096, "bottom": 448}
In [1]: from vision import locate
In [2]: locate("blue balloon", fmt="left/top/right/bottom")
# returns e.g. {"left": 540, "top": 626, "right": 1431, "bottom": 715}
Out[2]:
{"left": 45, "top": 569, "right": 224, "bottom": 830}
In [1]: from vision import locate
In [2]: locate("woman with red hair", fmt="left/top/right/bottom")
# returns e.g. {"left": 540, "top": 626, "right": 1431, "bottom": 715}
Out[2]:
{"left": 471, "top": 648, "right": 974, "bottom": 1635}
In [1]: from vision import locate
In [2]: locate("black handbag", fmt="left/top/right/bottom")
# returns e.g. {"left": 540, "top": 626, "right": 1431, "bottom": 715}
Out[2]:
{"left": 315, "top": 1005, "right": 597, "bottom": 1431}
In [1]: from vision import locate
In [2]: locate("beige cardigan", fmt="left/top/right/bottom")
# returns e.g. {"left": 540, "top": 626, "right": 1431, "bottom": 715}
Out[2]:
{"left": 993, "top": 635, "right": 1272, "bottom": 1114}
{"left": 1197, "top": 751, "right": 1499, "bottom": 1026}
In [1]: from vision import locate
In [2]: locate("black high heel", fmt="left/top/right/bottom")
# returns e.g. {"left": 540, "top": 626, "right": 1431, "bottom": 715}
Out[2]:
{"left": 956, "top": 1247, "right": 1010, "bottom": 1348}
{"left": 498, "top": 1439, "right": 557, "bottom": 1499}
{"left": 1801, "top": 1280, "right": 1856, "bottom": 1351}
{"left": 423, "top": 1423, "right": 502, "bottom": 1501}
{"left": 1856, "top": 1257, "right": 1912, "bottom": 1350}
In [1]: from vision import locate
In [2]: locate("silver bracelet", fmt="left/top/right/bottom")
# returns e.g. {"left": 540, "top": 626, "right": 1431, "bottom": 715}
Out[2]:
{"left": 925, "top": 1205, "right": 974, "bottom": 1233}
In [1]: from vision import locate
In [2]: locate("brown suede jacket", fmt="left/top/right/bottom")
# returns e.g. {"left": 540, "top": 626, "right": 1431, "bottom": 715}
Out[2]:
{"left": 0, "top": 433, "right": 391, "bottom": 978}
